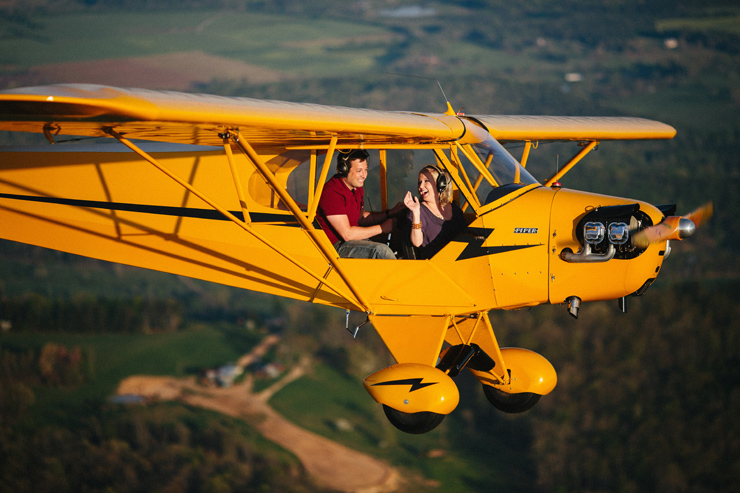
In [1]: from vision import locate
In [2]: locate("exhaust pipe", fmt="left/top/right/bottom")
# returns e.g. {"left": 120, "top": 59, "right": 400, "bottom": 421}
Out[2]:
{"left": 566, "top": 296, "right": 581, "bottom": 319}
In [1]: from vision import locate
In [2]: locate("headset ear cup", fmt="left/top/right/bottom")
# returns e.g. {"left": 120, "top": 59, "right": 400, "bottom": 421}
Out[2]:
{"left": 337, "top": 155, "right": 349, "bottom": 177}
{"left": 337, "top": 150, "right": 368, "bottom": 177}
{"left": 436, "top": 167, "right": 447, "bottom": 193}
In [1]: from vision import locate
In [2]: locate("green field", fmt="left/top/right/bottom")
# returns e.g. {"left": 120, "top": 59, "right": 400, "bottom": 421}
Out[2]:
{"left": 657, "top": 12, "right": 740, "bottom": 35}
{"left": 0, "top": 318, "right": 533, "bottom": 491}
{"left": 2, "top": 324, "right": 255, "bottom": 400}
{"left": 0, "top": 7, "right": 684, "bottom": 82}
{"left": 269, "top": 363, "right": 535, "bottom": 492}
{"left": 2, "top": 5, "right": 739, "bottom": 130}
{"left": 0, "top": 11, "right": 397, "bottom": 77}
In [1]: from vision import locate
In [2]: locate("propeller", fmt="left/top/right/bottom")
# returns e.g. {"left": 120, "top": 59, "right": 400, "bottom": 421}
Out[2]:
{"left": 632, "top": 202, "right": 713, "bottom": 249}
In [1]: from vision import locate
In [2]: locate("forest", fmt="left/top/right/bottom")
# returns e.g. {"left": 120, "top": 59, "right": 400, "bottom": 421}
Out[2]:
{"left": 1, "top": 0, "right": 739, "bottom": 491}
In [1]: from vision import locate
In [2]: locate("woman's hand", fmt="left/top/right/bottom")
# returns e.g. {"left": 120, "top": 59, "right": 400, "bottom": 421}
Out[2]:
{"left": 404, "top": 191, "right": 420, "bottom": 214}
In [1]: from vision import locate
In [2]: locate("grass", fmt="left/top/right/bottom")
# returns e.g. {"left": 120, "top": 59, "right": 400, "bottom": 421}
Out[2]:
{"left": 0, "top": 250, "right": 183, "bottom": 299}
{"left": 657, "top": 13, "right": 740, "bottom": 35}
{"left": 607, "top": 83, "right": 739, "bottom": 130}
{"left": 2, "top": 325, "right": 535, "bottom": 490}
{"left": 0, "top": 10, "right": 395, "bottom": 78}
{"left": 1, "top": 324, "right": 257, "bottom": 403}
{"left": 3, "top": 7, "right": 691, "bottom": 85}
{"left": 269, "top": 363, "right": 535, "bottom": 492}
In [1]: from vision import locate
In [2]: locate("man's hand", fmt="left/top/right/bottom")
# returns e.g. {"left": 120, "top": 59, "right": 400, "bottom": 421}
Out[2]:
{"left": 329, "top": 213, "right": 387, "bottom": 241}
{"left": 380, "top": 217, "right": 394, "bottom": 234}
{"left": 390, "top": 200, "right": 407, "bottom": 217}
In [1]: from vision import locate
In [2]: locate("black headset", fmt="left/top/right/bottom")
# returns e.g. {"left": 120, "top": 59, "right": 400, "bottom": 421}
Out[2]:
{"left": 337, "top": 149, "right": 370, "bottom": 177}
{"left": 424, "top": 165, "right": 448, "bottom": 193}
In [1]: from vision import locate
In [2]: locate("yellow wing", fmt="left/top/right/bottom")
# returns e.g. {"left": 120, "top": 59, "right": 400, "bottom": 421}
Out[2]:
{"left": 472, "top": 115, "right": 676, "bottom": 142}
{"left": 0, "top": 84, "right": 675, "bottom": 145}
{"left": 0, "top": 84, "right": 465, "bottom": 146}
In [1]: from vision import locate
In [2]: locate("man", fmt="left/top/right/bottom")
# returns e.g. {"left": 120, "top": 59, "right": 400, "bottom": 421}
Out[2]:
{"left": 317, "top": 149, "right": 405, "bottom": 259}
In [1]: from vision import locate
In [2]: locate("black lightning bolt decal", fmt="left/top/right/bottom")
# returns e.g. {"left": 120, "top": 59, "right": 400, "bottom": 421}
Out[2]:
{"left": 453, "top": 227, "right": 541, "bottom": 261}
{"left": 0, "top": 192, "right": 309, "bottom": 226}
{"left": 371, "top": 378, "right": 438, "bottom": 392}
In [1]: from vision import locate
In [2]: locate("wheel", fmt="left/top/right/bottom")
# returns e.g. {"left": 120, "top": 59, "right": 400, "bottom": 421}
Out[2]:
{"left": 382, "top": 405, "right": 445, "bottom": 434}
{"left": 482, "top": 385, "right": 541, "bottom": 414}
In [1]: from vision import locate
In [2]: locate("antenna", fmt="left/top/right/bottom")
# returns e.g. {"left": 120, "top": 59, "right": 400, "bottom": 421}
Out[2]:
{"left": 386, "top": 72, "right": 456, "bottom": 115}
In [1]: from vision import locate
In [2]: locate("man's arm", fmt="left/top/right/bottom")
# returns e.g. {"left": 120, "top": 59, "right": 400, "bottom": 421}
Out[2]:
{"left": 358, "top": 201, "right": 406, "bottom": 227}
{"left": 325, "top": 214, "right": 390, "bottom": 241}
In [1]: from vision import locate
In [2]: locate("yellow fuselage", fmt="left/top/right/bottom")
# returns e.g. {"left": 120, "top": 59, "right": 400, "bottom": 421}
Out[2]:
{"left": 0, "top": 146, "right": 664, "bottom": 316}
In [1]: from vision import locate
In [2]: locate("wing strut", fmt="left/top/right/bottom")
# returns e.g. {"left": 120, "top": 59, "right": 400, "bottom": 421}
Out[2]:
{"left": 520, "top": 141, "right": 535, "bottom": 168}
{"left": 463, "top": 152, "right": 495, "bottom": 211}
{"left": 307, "top": 135, "right": 338, "bottom": 224}
{"left": 544, "top": 140, "right": 599, "bottom": 186}
{"left": 232, "top": 131, "right": 374, "bottom": 314}
{"left": 379, "top": 149, "right": 388, "bottom": 211}
{"left": 455, "top": 142, "right": 499, "bottom": 188}
{"left": 434, "top": 149, "right": 481, "bottom": 210}
{"left": 447, "top": 313, "right": 510, "bottom": 385}
{"left": 222, "top": 134, "right": 251, "bottom": 224}
{"left": 104, "top": 128, "right": 365, "bottom": 310}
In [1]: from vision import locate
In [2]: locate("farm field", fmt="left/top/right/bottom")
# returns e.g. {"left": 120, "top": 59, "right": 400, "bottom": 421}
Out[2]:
{"left": 1, "top": 10, "right": 400, "bottom": 89}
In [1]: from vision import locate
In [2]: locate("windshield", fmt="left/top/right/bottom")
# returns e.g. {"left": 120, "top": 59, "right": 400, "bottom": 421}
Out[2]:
{"left": 453, "top": 131, "right": 538, "bottom": 208}
{"left": 475, "top": 134, "right": 538, "bottom": 187}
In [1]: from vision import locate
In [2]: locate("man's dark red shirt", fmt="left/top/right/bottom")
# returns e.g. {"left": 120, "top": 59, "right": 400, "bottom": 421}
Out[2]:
{"left": 317, "top": 174, "right": 364, "bottom": 244}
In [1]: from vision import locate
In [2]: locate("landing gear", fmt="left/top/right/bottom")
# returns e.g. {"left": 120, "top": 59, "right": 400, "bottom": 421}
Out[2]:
{"left": 363, "top": 363, "right": 459, "bottom": 435}
{"left": 382, "top": 405, "right": 445, "bottom": 434}
{"left": 482, "top": 385, "right": 541, "bottom": 413}
{"left": 365, "top": 314, "right": 557, "bottom": 433}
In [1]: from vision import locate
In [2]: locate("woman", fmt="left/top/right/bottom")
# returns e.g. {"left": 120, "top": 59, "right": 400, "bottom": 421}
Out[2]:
{"left": 402, "top": 165, "right": 466, "bottom": 259}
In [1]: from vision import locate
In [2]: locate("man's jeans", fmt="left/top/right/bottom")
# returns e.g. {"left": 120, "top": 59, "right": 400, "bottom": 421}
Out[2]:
{"left": 334, "top": 240, "right": 396, "bottom": 259}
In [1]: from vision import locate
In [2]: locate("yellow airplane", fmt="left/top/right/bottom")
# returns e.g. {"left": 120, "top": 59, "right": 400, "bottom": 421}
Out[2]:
{"left": 0, "top": 84, "right": 711, "bottom": 433}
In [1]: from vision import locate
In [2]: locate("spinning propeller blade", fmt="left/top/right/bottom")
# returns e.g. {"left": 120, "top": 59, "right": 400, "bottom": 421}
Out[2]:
{"left": 632, "top": 202, "right": 713, "bottom": 249}
{"left": 685, "top": 201, "right": 714, "bottom": 228}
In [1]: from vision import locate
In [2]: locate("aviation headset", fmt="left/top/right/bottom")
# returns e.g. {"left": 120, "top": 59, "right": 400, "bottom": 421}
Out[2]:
{"left": 423, "top": 165, "right": 448, "bottom": 193}
{"left": 337, "top": 149, "right": 370, "bottom": 177}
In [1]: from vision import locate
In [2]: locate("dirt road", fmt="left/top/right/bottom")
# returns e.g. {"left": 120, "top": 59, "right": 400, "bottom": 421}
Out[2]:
{"left": 117, "top": 340, "right": 399, "bottom": 492}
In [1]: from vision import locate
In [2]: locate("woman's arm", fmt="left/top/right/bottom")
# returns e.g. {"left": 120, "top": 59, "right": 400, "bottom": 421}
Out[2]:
{"left": 404, "top": 191, "right": 423, "bottom": 247}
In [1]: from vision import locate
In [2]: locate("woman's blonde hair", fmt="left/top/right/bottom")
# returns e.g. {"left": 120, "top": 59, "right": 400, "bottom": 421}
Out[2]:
{"left": 420, "top": 165, "right": 452, "bottom": 206}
